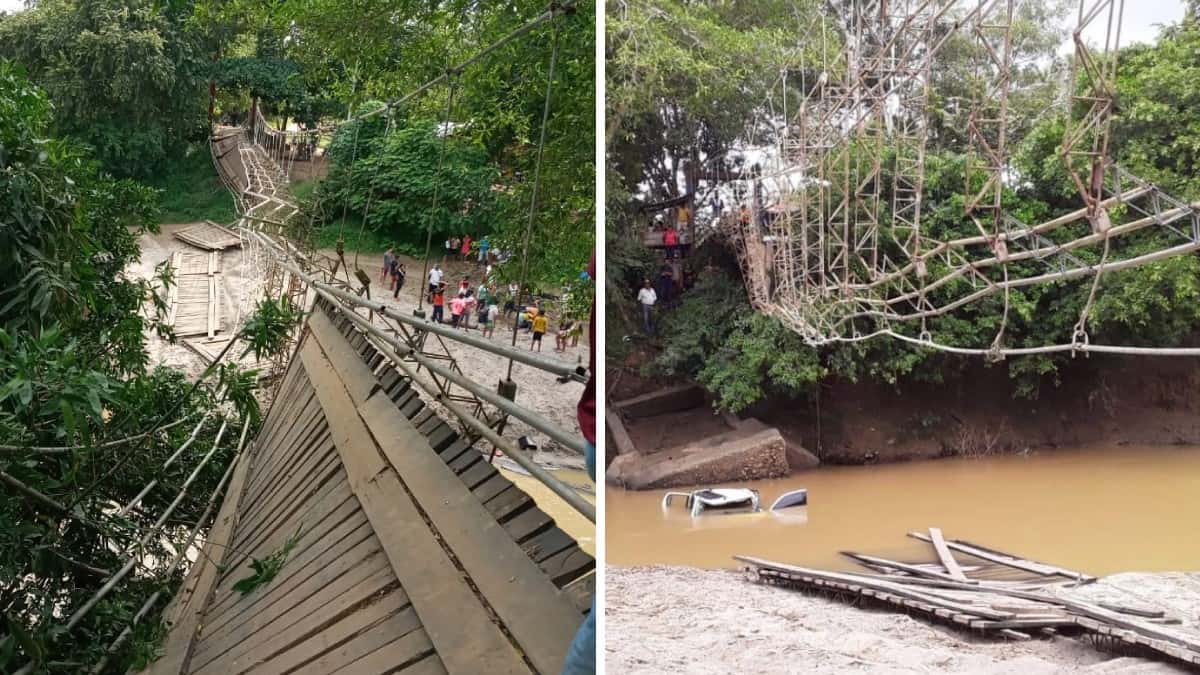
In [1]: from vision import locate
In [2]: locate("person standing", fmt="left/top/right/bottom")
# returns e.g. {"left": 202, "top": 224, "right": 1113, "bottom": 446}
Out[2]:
{"left": 428, "top": 264, "right": 443, "bottom": 302}
{"left": 562, "top": 251, "right": 596, "bottom": 675}
{"left": 478, "top": 235, "right": 490, "bottom": 263}
{"left": 663, "top": 223, "right": 679, "bottom": 259}
{"left": 483, "top": 301, "right": 499, "bottom": 338}
{"left": 449, "top": 292, "right": 466, "bottom": 328}
{"left": 460, "top": 234, "right": 472, "bottom": 260}
{"left": 530, "top": 309, "right": 548, "bottom": 351}
{"left": 392, "top": 263, "right": 406, "bottom": 300}
{"left": 637, "top": 279, "right": 657, "bottom": 334}
{"left": 381, "top": 246, "right": 395, "bottom": 283}
{"left": 462, "top": 290, "right": 478, "bottom": 331}
{"left": 431, "top": 284, "right": 446, "bottom": 323}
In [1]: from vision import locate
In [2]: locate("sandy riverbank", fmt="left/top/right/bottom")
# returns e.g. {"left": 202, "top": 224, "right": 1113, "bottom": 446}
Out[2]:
{"left": 606, "top": 566, "right": 1197, "bottom": 674}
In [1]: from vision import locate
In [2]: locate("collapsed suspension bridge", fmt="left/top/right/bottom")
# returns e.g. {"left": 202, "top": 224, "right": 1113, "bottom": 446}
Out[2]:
{"left": 723, "top": 0, "right": 1200, "bottom": 357}
{"left": 5, "top": 3, "right": 593, "bottom": 673}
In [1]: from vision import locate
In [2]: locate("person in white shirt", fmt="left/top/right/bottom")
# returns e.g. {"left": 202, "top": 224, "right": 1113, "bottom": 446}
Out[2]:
{"left": 428, "top": 265, "right": 443, "bottom": 302}
{"left": 637, "top": 279, "right": 657, "bottom": 334}
{"left": 483, "top": 302, "right": 499, "bottom": 338}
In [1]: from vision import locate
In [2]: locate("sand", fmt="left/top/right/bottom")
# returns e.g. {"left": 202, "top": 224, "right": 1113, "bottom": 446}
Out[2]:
{"left": 129, "top": 223, "right": 258, "bottom": 380}
{"left": 605, "top": 566, "right": 1195, "bottom": 674}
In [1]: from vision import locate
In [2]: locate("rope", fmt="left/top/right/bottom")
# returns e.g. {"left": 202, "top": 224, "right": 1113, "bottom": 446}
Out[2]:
{"left": 353, "top": 112, "right": 397, "bottom": 270}
{"left": 1072, "top": 231, "right": 1112, "bottom": 354}
{"left": 335, "top": 118, "right": 362, "bottom": 246}
{"left": 506, "top": 18, "right": 562, "bottom": 380}
{"left": 417, "top": 72, "right": 460, "bottom": 312}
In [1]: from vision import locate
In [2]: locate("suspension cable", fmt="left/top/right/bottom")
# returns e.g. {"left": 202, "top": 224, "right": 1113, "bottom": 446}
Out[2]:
{"left": 353, "top": 111, "right": 397, "bottom": 270}
{"left": 418, "top": 72, "right": 459, "bottom": 313}
{"left": 507, "top": 18, "right": 562, "bottom": 380}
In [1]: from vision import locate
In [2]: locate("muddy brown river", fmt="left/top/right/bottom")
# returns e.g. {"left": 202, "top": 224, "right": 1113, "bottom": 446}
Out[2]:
{"left": 606, "top": 445, "right": 1200, "bottom": 575}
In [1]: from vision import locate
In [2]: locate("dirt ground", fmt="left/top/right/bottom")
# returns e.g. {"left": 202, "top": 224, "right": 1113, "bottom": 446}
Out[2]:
{"left": 321, "top": 250, "right": 592, "bottom": 469}
{"left": 606, "top": 566, "right": 1195, "bottom": 674}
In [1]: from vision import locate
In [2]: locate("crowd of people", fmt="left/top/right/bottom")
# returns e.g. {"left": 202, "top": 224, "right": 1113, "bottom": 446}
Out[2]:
{"left": 379, "top": 240, "right": 586, "bottom": 353}
{"left": 636, "top": 212, "right": 694, "bottom": 335}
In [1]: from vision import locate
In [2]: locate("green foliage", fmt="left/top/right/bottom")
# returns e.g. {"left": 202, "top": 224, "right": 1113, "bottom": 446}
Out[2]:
{"left": 147, "top": 144, "right": 239, "bottom": 224}
{"left": 316, "top": 118, "right": 500, "bottom": 250}
{"left": 232, "top": 528, "right": 302, "bottom": 594}
{"left": 0, "top": 0, "right": 209, "bottom": 178}
{"left": 239, "top": 296, "right": 304, "bottom": 361}
{"left": 654, "top": 273, "right": 824, "bottom": 412}
{"left": 214, "top": 56, "right": 306, "bottom": 107}
{"left": 1107, "top": 20, "right": 1200, "bottom": 198}
{"left": 0, "top": 64, "right": 260, "bottom": 673}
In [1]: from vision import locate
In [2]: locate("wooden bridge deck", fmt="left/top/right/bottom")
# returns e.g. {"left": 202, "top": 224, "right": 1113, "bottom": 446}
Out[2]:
{"left": 146, "top": 300, "right": 593, "bottom": 674}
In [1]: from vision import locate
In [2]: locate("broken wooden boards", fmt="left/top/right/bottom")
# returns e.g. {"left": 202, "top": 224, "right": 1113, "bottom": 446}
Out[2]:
{"left": 173, "top": 221, "right": 242, "bottom": 251}
{"left": 167, "top": 250, "right": 225, "bottom": 338}
{"left": 144, "top": 299, "right": 591, "bottom": 675}
{"left": 737, "top": 529, "right": 1200, "bottom": 669}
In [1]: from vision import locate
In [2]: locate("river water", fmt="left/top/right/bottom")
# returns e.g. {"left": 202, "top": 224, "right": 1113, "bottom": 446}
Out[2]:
{"left": 606, "top": 445, "right": 1200, "bottom": 575}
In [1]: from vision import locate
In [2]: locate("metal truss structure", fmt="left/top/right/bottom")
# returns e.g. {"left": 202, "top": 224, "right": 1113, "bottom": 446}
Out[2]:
{"left": 727, "top": 0, "right": 1200, "bottom": 356}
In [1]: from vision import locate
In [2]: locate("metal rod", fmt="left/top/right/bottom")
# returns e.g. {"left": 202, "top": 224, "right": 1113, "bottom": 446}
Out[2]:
{"left": 388, "top": 351, "right": 595, "bottom": 522}
{"left": 326, "top": 292, "right": 585, "bottom": 453}
{"left": 89, "top": 427, "right": 246, "bottom": 674}
{"left": 254, "top": 231, "right": 586, "bottom": 382}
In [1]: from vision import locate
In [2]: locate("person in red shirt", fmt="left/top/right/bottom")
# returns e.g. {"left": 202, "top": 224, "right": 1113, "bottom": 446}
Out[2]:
{"left": 431, "top": 284, "right": 446, "bottom": 323}
{"left": 663, "top": 223, "right": 679, "bottom": 259}
{"left": 460, "top": 234, "right": 472, "bottom": 260}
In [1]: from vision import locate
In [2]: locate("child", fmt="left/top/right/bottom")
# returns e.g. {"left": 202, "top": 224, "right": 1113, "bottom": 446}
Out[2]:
{"left": 484, "top": 302, "right": 499, "bottom": 336}
{"left": 530, "top": 309, "right": 548, "bottom": 352}
{"left": 556, "top": 318, "right": 575, "bottom": 352}
{"left": 462, "top": 290, "right": 477, "bottom": 331}
{"left": 449, "top": 292, "right": 466, "bottom": 328}
{"left": 431, "top": 284, "right": 446, "bottom": 323}
{"left": 392, "top": 263, "right": 406, "bottom": 299}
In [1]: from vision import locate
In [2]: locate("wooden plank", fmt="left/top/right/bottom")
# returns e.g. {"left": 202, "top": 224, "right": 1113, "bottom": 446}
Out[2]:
{"left": 841, "top": 552, "right": 978, "bottom": 585}
{"left": 927, "top": 528, "right": 969, "bottom": 582}
{"left": 192, "top": 543, "right": 393, "bottom": 671}
{"left": 538, "top": 547, "right": 594, "bottom": 587}
{"left": 300, "top": 339, "right": 530, "bottom": 675}
{"left": 202, "top": 506, "right": 370, "bottom": 642}
{"left": 234, "top": 590, "right": 418, "bottom": 675}
{"left": 337, "top": 637, "right": 444, "bottom": 675}
{"left": 358, "top": 392, "right": 579, "bottom": 675}
{"left": 142, "top": 450, "right": 253, "bottom": 675}
{"left": 736, "top": 556, "right": 1014, "bottom": 621}
{"left": 166, "top": 252, "right": 182, "bottom": 327}
{"left": 214, "top": 568, "right": 400, "bottom": 670}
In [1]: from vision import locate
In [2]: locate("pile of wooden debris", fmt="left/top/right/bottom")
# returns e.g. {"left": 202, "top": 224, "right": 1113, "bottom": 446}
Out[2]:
{"left": 738, "top": 528, "right": 1200, "bottom": 669}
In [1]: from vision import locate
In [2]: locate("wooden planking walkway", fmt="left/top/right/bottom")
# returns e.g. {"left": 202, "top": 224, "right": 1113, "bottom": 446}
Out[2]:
{"left": 168, "top": 250, "right": 224, "bottom": 338}
{"left": 174, "top": 221, "right": 242, "bottom": 251}
{"left": 144, "top": 299, "right": 591, "bottom": 675}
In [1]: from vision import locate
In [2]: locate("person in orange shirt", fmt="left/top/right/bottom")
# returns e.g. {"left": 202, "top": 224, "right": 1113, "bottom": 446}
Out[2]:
{"left": 431, "top": 284, "right": 446, "bottom": 323}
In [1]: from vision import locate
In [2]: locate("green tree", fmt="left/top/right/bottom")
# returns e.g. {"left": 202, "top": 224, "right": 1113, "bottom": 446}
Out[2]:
{"left": 0, "top": 0, "right": 210, "bottom": 178}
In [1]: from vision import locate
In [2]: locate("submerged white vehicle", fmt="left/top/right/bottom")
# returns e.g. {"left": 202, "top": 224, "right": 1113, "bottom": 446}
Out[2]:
{"left": 661, "top": 487, "right": 808, "bottom": 517}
